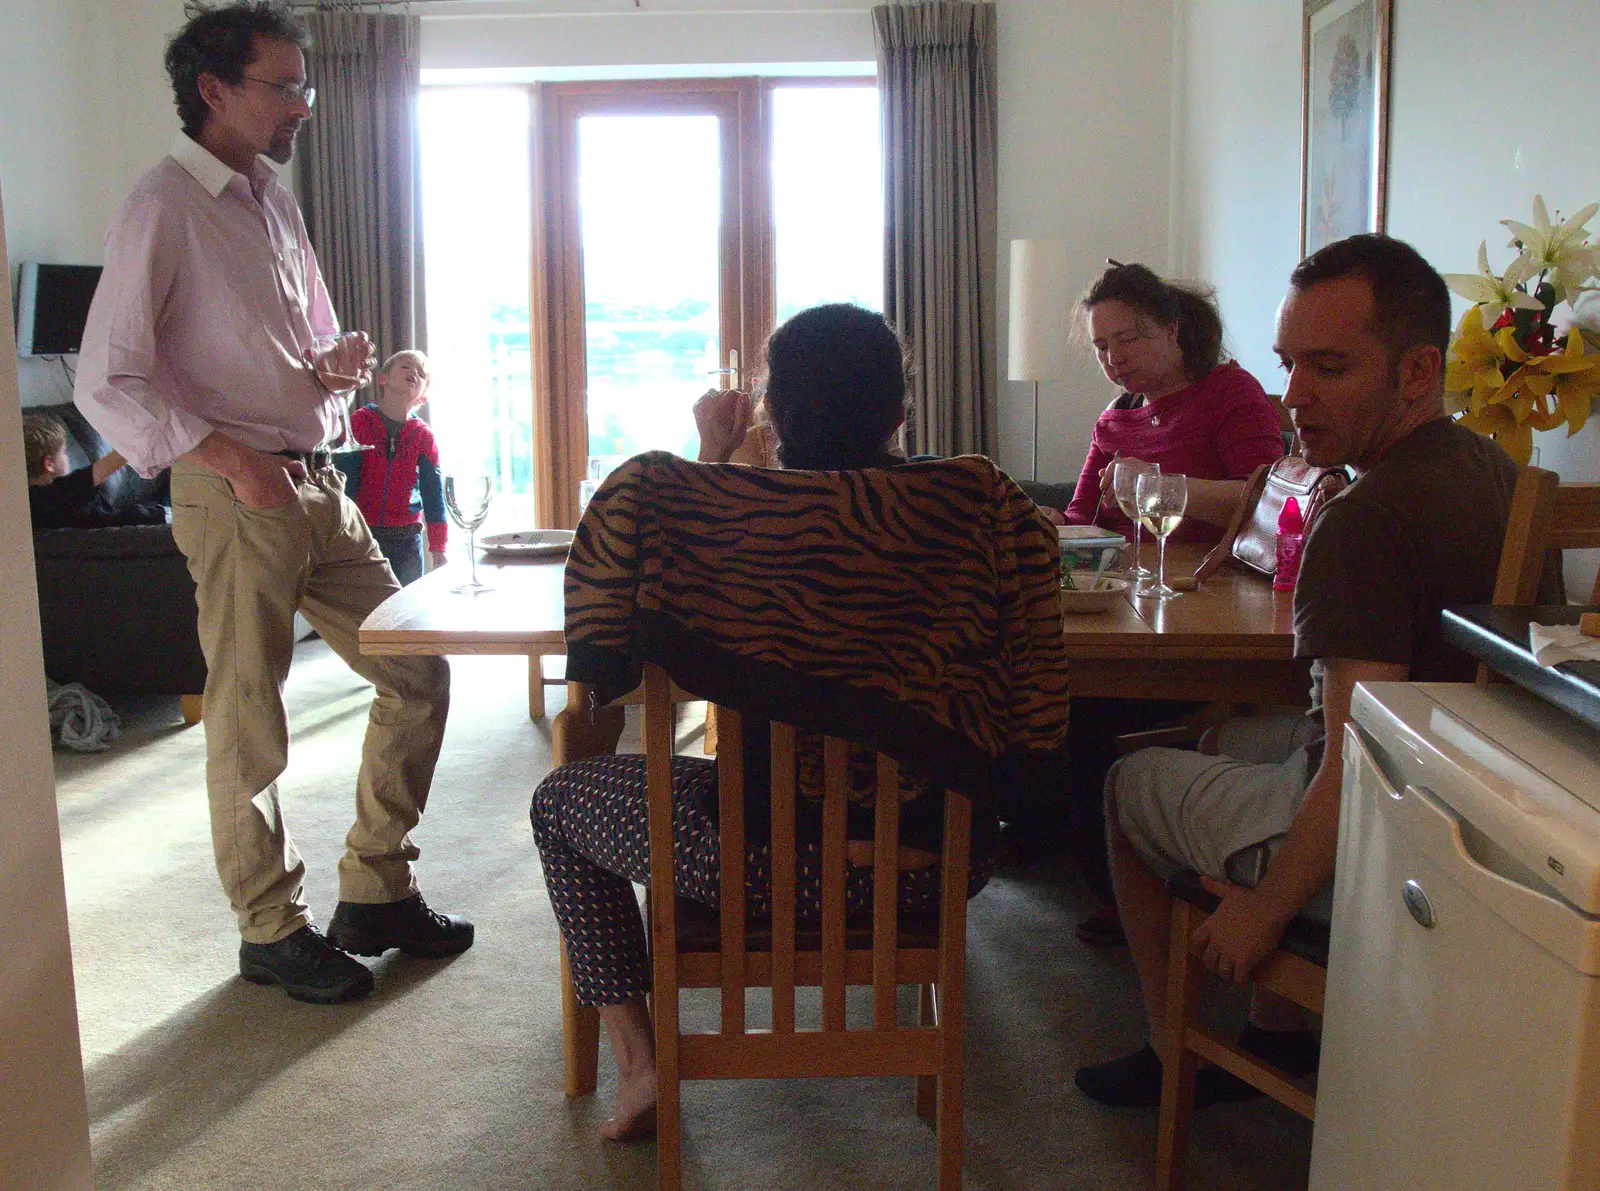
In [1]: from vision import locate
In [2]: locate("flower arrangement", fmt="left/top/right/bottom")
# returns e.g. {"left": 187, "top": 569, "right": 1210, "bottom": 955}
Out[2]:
{"left": 1442, "top": 196, "right": 1600, "bottom": 464}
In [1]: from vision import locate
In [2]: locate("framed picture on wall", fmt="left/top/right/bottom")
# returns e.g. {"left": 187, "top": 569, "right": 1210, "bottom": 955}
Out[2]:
{"left": 1300, "top": 0, "right": 1392, "bottom": 257}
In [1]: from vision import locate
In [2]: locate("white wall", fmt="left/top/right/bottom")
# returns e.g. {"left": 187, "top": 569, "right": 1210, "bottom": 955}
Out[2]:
{"left": 0, "top": 0, "right": 186, "bottom": 406}
{"left": 0, "top": 5, "right": 182, "bottom": 1180}
{"left": 994, "top": 0, "right": 1173, "bottom": 483}
{"left": 1168, "top": 0, "right": 1301, "bottom": 385}
{"left": 1173, "top": 0, "right": 1600, "bottom": 477}
{"left": 0, "top": 183, "right": 94, "bottom": 1191}
{"left": 424, "top": 4, "right": 875, "bottom": 71}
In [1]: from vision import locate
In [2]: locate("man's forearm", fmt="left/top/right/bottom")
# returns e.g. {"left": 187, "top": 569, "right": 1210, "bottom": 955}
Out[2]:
{"left": 1252, "top": 754, "right": 1342, "bottom": 923}
{"left": 90, "top": 450, "right": 128, "bottom": 487}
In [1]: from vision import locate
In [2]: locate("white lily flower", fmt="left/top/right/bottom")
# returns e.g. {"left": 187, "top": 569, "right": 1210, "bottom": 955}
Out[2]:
{"left": 1442, "top": 242, "right": 1545, "bottom": 327}
{"left": 1503, "top": 195, "right": 1600, "bottom": 302}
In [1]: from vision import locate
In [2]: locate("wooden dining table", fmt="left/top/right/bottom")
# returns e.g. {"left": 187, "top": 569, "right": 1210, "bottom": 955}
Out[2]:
{"left": 358, "top": 540, "right": 1311, "bottom": 712}
{"left": 1060, "top": 541, "right": 1310, "bottom": 706}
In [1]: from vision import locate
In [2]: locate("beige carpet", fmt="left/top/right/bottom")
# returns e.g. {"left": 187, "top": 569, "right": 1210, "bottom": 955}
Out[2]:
{"left": 55, "top": 640, "right": 1311, "bottom": 1190}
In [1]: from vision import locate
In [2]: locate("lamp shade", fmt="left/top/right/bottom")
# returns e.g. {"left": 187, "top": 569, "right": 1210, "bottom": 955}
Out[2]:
{"left": 1007, "top": 239, "right": 1073, "bottom": 382}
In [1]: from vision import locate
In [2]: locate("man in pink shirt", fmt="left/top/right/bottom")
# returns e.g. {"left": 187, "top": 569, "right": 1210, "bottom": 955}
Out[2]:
{"left": 75, "top": 2, "right": 469, "bottom": 1004}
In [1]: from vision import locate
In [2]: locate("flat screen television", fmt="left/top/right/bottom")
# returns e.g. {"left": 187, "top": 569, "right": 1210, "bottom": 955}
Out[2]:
{"left": 15, "top": 262, "right": 102, "bottom": 356}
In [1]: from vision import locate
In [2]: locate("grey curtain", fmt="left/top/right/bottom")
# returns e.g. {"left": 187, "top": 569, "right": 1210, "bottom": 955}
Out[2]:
{"left": 296, "top": 10, "right": 425, "bottom": 361}
{"left": 873, "top": 2, "right": 998, "bottom": 459}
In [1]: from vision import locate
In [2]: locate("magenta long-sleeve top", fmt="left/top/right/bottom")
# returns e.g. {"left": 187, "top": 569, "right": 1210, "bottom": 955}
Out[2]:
{"left": 1063, "top": 361, "right": 1285, "bottom": 544}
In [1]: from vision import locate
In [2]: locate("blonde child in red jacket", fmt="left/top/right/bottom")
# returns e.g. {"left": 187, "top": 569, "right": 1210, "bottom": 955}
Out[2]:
{"left": 336, "top": 351, "right": 447, "bottom": 586}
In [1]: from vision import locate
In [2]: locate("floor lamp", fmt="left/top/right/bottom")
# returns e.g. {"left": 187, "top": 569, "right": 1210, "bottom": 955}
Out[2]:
{"left": 1007, "top": 239, "right": 1072, "bottom": 481}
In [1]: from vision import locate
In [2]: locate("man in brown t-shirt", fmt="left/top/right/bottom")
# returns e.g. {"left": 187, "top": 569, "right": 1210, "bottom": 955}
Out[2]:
{"left": 1077, "top": 234, "right": 1521, "bottom": 1107}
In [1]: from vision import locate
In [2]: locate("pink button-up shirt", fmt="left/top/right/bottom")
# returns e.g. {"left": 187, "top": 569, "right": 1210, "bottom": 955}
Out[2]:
{"left": 74, "top": 134, "right": 342, "bottom": 477}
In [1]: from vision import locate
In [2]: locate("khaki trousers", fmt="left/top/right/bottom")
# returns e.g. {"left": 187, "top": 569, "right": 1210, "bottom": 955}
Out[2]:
{"left": 171, "top": 460, "right": 450, "bottom": 944}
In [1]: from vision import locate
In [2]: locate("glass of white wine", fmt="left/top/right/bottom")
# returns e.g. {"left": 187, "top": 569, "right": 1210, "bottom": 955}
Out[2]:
{"left": 444, "top": 475, "right": 493, "bottom": 594}
{"left": 1135, "top": 471, "right": 1187, "bottom": 601}
{"left": 1113, "top": 458, "right": 1159, "bottom": 580}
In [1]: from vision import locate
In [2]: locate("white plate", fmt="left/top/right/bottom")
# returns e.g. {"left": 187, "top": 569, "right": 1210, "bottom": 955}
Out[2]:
{"left": 478, "top": 529, "right": 574, "bottom": 557}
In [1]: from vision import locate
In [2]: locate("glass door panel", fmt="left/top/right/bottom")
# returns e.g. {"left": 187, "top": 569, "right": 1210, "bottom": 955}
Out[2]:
{"left": 418, "top": 87, "right": 534, "bottom": 534}
{"left": 770, "top": 85, "right": 882, "bottom": 323}
{"left": 578, "top": 113, "right": 723, "bottom": 470}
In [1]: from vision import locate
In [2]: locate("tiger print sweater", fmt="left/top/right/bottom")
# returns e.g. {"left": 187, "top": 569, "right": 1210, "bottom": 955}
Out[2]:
{"left": 563, "top": 451, "right": 1071, "bottom": 851}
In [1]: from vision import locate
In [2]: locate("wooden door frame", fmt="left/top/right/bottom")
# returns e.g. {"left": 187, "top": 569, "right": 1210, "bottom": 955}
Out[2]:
{"left": 530, "top": 74, "right": 876, "bottom": 528}
{"left": 535, "top": 78, "right": 762, "bottom": 528}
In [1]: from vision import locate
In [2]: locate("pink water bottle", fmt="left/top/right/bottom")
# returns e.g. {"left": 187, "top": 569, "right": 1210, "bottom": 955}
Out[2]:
{"left": 1273, "top": 496, "right": 1304, "bottom": 592}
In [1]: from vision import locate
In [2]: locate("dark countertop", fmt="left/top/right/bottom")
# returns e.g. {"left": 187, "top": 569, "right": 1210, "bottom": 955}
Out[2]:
{"left": 1442, "top": 605, "right": 1600, "bottom": 733}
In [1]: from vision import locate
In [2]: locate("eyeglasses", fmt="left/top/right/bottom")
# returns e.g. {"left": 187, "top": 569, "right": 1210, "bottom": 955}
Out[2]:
{"left": 240, "top": 75, "right": 316, "bottom": 108}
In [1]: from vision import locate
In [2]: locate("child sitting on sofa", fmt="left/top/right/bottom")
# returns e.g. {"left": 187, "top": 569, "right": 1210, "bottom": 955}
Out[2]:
{"left": 23, "top": 413, "right": 167, "bottom": 530}
{"left": 336, "top": 350, "right": 448, "bottom": 586}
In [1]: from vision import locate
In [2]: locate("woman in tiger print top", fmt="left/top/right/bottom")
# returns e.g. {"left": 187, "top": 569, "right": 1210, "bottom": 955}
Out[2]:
{"left": 531, "top": 304, "right": 1070, "bottom": 1141}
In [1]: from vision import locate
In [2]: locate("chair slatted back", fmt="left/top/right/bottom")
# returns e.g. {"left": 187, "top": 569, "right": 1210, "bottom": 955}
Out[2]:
{"left": 639, "top": 662, "right": 972, "bottom": 1191}
{"left": 1493, "top": 467, "right": 1600, "bottom": 606}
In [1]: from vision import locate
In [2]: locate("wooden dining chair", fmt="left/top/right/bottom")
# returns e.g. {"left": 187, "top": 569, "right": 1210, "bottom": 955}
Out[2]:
{"left": 1487, "top": 466, "right": 1600, "bottom": 605}
{"left": 1475, "top": 466, "right": 1600, "bottom": 684}
{"left": 1154, "top": 874, "right": 1327, "bottom": 1190}
{"left": 560, "top": 663, "right": 974, "bottom": 1191}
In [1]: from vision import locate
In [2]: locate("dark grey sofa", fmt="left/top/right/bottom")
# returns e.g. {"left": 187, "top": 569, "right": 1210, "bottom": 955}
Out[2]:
{"left": 29, "top": 402, "right": 206, "bottom": 703}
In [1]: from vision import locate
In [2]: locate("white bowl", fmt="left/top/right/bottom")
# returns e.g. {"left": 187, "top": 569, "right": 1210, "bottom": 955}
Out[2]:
{"left": 1060, "top": 572, "right": 1130, "bottom": 615}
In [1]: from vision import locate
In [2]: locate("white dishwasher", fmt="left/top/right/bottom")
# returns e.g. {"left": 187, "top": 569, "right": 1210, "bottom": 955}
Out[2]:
{"left": 1309, "top": 681, "right": 1600, "bottom": 1191}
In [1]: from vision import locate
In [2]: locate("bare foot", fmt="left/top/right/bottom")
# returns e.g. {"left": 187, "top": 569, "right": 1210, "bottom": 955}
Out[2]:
{"left": 600, "top": 1068, "right": 658, "bottom": 1141}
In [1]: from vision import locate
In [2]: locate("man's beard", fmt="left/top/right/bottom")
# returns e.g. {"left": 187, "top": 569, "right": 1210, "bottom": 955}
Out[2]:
{"left": 266, "top": 125, "right": 299, "bottom": 164}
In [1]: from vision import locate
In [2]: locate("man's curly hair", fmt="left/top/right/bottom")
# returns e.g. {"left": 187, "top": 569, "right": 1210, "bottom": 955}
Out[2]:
{"left": 165, "top": 2, "right": 310, "bottom": 138}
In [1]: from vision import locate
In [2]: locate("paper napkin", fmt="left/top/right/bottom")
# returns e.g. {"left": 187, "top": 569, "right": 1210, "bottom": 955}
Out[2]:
{"left": 1529, "top": 622, "right": 1600, "bottom": 667}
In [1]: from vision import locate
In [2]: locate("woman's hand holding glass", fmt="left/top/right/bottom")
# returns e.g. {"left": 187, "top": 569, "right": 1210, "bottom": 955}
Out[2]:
{"left": 1135, "top": 471, "right": 1187, "bottom": 600}
{"left": 1112, "top": 458, "right": 1159, "bottom": 580}
{"left": 693, "top": 388, "right": 753, "bottom": 463}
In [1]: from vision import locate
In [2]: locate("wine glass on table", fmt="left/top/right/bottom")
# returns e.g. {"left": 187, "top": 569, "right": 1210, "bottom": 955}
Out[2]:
{"left": 1135, "top": 471, "right": 1187, "bottom": 601}
{"left": 444, "top": 475, "right": 493, "bottom": 594}
{"left": 1113, "top": 458, "right": 1159, "bottom": 581}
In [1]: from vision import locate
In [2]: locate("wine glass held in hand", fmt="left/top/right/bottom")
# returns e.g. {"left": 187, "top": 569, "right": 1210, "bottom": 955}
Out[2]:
{"left": 1113, "top": 458, "right": 1159, "bottom": 580}
{"left": 444, "top": 475, "right": 494, "bottom": 594}
{"left": 308, "top": 333, "right": 378, "bottom": 452}
{"left": 1135, "top": 471, "right": 1187, "bottom": 601}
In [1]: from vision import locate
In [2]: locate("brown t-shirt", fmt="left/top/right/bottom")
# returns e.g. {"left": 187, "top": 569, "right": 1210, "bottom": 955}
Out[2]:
{"left": 1294, "top": 417, "right": 1519, "bottom": 764}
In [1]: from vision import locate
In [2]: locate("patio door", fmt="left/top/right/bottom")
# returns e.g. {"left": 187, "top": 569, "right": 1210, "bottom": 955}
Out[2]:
{"left": 538, "top": 80, "right": 766, "bottom": 526}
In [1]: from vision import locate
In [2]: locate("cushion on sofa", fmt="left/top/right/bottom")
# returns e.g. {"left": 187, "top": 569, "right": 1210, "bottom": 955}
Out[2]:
{"left": 33, "top": 524, "right": 189, "bottom": 560}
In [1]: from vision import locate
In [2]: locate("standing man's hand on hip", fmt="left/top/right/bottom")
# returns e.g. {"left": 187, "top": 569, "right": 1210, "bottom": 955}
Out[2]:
{"left": 186, "top": 433, "right": 305, "bottom": 510}
{"left": 307, "top": 331, "right": 377, "bottom": 393}
{"left": 229, "top": 448, "right": 306, "bottom": 509}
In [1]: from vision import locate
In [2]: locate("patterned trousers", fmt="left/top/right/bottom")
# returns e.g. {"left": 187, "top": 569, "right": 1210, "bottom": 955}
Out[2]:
{"left": 530, "top": 753, "right": 996, "bottom": 1007}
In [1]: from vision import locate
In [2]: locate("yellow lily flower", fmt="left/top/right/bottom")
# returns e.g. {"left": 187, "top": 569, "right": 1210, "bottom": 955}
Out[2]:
{"left": 1542, "top": 328, "right": 1600, "bottom": 435}
{"left": 1460, "top": 402, "right": 1534, "bottom": 464}
{"left": 1498, "top": 420, "right": 1535, "bottom": 465}
{"left": 1556, "top": 371, "right": 1597, "bottom": 436}
{"left": 1444, "top": 305, "right": 1510, "bottom": 414}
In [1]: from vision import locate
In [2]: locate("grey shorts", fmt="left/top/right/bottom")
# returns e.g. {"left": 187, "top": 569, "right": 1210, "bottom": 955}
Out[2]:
{"left": 1105, "top": 713, "right": 1328, "bottom": 915}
